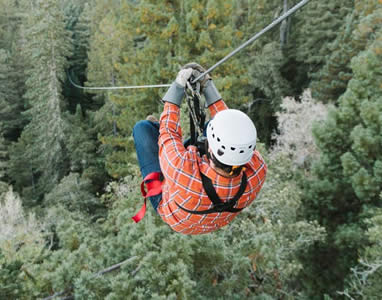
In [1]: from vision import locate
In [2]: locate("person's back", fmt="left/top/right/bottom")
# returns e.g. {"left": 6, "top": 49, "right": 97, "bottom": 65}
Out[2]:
{"left": 157, "top": 99, "right": 266, "bottom": 234}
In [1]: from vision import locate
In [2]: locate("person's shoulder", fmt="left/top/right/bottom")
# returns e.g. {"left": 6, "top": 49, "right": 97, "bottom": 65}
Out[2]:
{"left": 247, "top": 150, "right": 267, "bottom": 173}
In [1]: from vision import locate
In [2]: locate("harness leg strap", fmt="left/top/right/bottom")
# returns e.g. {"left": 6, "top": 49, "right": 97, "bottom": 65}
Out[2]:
{"left": 132, "top": 172, "right": 163, "bottom": 223}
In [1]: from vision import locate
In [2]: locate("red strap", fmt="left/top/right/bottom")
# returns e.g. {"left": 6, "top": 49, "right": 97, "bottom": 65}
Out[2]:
{"left": 132, "top": 199, "right": 146, "bottom": 223}
{"left": 132, "top": 172, "right": 163, "bottom": 223}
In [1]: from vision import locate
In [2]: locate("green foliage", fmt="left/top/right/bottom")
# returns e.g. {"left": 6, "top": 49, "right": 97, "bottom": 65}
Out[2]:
{"left": 44, "top": 173, "right": 105, "bottom": 216}
{"left": 311, "top": 1, "right": 382, "bottom": 102}
{"left": 0, "top": 187, "right": 46, "bottom": 263}
{"left": 64, "top": 105, "right": 110, "bottom": 192}
{"left": 247, "top": 41, "right": 292, "bottom": 145}
{"left": 293, "top": 0, "right": 354, "bottom": 75}
{"left": 0, "top": 251, "right": 29, "bottom": 300}
{"left": 1, "top": 0, "right": 381, "bottom": 299}
{"left": 301, "top": 12, "right": 382, "bottom": 297}
{"left": 0, "top": 49, "right": 24, "bottom": 141}
{"left": 8, "top": 0, "right": 73, "bottom": 203}
{"left": 18, "top": 153, "right": 323, "bottom": 299}
{"left": 341, "top": 196, "right": 382, "bottom": 299}
{"left": 0, "top": 125, "right": 8, "bottom": 185}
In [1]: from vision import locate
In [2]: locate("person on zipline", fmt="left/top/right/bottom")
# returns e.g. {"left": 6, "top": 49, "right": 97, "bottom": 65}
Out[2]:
{"left": 132, "top": 63, "right": 267, "bottom": 234}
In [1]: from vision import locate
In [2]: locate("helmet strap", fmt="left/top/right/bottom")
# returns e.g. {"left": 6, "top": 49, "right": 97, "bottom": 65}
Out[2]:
{"left": 229, "top": 166, "right": 240, "bottom": 176}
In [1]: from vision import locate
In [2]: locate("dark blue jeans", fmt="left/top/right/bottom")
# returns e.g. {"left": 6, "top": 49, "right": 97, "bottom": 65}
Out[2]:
{"left": 133, "top": 120, "right": 162, "bottom": 211}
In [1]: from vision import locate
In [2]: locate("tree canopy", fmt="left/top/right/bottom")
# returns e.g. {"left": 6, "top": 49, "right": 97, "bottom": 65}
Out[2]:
{"left": 0, "top": 0, "right": 381, "bottom": 298}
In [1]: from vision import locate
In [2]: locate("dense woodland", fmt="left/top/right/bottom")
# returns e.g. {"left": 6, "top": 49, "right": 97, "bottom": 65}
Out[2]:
{"left": 0, "top": 0, "right": 381, "bottom": 299}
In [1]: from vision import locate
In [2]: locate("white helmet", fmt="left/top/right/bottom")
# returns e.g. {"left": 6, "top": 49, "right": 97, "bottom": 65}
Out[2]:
{"left": 206, "top": 109, "right": 257, "bottom": 166}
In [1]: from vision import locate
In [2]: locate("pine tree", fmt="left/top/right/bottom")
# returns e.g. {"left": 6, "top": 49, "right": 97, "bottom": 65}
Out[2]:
{"left": 21, "top": 156, "right": 324, "bottom": 299}
{"left": 64, "top": 105, "right": 109, "bottom": 194}
{"left": 300, "top": 10, "right": 382, "bottom": 296}
{"left": 44, "top": 172, "right": 105, "bottom": 215}
{"left": 341, "top": 196, "right": 382, "bottom": 299}
{"left": 0, "top": 0, "right": 21, "bottom": 49}
{"left": 0, "top": 124, "right": 8, "bottom": 194}
{"left": 311, "top": 0, "right": 382, "bottom": 102}
{"left": 0, "top": 0, "right": 29, "bottom": 142}
{"left": 293, "top": 0, "right": 354, "bottom": 75}
{"left": 9, "top": 0, "right": 72, "bottom": 203}
{"left": 64, "top": 1, "right": 98, "bottom": 112}
{"left": 0, "top": 49, "right": 24, "bottom": 141}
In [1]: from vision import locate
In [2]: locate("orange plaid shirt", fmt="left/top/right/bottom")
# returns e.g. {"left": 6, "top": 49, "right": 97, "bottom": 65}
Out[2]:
{"left": 157, "top": 100, "right": 267, "bottom": 235}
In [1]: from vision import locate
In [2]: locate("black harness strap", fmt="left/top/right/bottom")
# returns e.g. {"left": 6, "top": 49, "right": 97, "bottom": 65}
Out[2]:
{"left": 176, "top": 172, "right": 247, "bottom": 215}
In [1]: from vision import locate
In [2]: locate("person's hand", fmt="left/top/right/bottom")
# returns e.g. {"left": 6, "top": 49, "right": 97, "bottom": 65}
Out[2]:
{"left": 182, "top": 62, "right": 210, "bottom": 91}
{"left": 175, "top": 68, "right": 193, "bottom": 87}
{"left": 162, "top": 68, "right": 193, "bottom": 106}
{"left": 182, "top": 62, "right": 221, "bottom": 107}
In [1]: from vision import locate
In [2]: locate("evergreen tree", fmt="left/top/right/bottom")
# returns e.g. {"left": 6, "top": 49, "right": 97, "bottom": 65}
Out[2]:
{"left": 64, "top": 1, "right": 98, "bottom": 112}
{"left": 9, "top": 0, "right": 72, "bottom": 203}
{"left": 300, "top": 11, "right": 382, "bottom": 297}
{"left": 0, "top": 49, "right": 24, "bottom": 141}
{"left": 44, "top": 172, "right": 105, "bottom": 216}
{"left": 22, "top": 155, "right": 324, "bottom": 299}
{"left": 246, "top": 41, "right": 292, "bottom": 145}
{"left": 341, "top": 197, "right": 382, "bottom": 300}
{"left": 293, "top": 0, "right": 354, "bottom": 76}
{"left": 86, "top": 5, "right": 129, "bottom": 178}
{"left": 0, "top": 254, "right": 28, "bottom": 300}
{"left": 311, "top": 0, "right": 382, "bottom": 102}
{"left": 0, "top": 124, "right": 8, "bottom": 193}
{"left": 64, "top": 105, "right": 109, "bottom": 193}
{"left": 0, "top": 0, "right": 21, "bottom": 49}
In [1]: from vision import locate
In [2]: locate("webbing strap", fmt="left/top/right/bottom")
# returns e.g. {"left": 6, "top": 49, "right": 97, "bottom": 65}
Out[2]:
{"left": 132, "top": 172, "right": 163, "bottom": 223}
{"left": 176, "top": 172, "right": 247, "bottom": 215}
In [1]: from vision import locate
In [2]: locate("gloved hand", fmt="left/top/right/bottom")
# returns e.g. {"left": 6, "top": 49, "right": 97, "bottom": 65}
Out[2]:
{"left": 162, "top": 68, "right": 193, "bottom": 106}
{"left": 182, "top": 62, "right": 210, "bottom": 91}
{"left": 182, "top": 62, "right": 221, "bottom": 107}
{"left": 175, "top": 68, "right": 193, "bottom": 87}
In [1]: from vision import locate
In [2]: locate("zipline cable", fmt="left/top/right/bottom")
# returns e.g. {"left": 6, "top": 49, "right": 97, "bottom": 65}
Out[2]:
{"left": 192, "top": 0, "right": 311, "bottom": 83}
{"left": 67, "top": 71, "right": 171, "bottom": 90}
{"left": 69, "top": 0, "right": 311, "bottom": 91}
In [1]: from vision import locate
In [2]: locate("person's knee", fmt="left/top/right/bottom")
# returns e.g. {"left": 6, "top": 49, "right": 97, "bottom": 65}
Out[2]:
{"left": 133, "top": 120, "right": 151, "bottom": 138}
{"left": 133, "top": 120, "right": 159, "bottom": 149}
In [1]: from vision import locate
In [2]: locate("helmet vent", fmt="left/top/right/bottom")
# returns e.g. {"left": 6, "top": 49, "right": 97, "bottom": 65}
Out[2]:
{"left": 240, "top": 150, "right": 244, "bottom": 154}
{"left": 212, "top": 134, "right": 215, "bottom": 138}
{"left": 249, "top": 145, "right": 252, "bottom": 149}
{"left": 231, "top": 147, "right": 236, "bottom": 151}
{"left": 217, "top": 149, "right": 224, "bottom": 156}
{"left": 217, "top": 137, "right": 221, "bottom": 142}
{"left": 222, "top": 145, "right": 225, "bottom": 149}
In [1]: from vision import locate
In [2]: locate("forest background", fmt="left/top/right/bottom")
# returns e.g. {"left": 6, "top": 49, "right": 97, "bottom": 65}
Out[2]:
{"left": 0, "top": 0, "right": 381, "bottom": 299}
